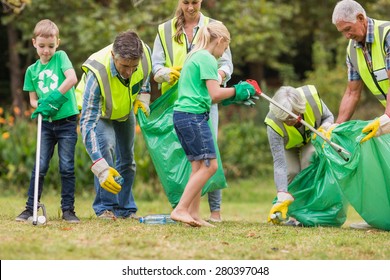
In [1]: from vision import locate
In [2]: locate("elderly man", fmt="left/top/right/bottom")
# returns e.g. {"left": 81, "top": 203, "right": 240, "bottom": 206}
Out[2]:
{"left": 332, "top": 0, "right": 390, "bottom": 142}
{"left": 332, "top": 0, "right": 390, "bottom": 229}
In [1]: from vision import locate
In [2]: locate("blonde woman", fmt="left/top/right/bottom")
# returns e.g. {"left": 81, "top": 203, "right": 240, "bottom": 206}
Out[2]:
{"left": 152, "top": 0, "right": 233, "bottom": 222}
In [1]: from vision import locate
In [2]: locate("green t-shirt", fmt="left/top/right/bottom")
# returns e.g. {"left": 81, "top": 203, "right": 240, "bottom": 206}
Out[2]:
{"left": 174, "top": 49, "right": 218, "bottom": 114}
{"left": 24, "top": 50, "right": 79, "bottom": 121}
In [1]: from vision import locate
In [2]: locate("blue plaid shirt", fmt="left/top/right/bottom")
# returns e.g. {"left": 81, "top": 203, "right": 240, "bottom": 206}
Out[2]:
{"left": 80, "top": 56, "right": 150, "bottom": 162}
{"left": 347, "top": 18, "right": 390, "bottom": 81}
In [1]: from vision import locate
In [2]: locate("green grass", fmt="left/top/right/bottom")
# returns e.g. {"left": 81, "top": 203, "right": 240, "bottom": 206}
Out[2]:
{"left": 1, "top": 177, "right": 389, "bottom": 260}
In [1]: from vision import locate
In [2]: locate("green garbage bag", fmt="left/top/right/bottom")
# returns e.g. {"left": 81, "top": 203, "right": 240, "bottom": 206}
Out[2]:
{"left": 288, "top": 120, "right": 390, "bottom": 230}
{"left": 287, "top": 152, "right": 348, "bottom": 227}
{"left": 323, "top": 120, "right": 390, "bottom": 231}
{"left": 136, "top": 84, "right": 227, "bottom": 208}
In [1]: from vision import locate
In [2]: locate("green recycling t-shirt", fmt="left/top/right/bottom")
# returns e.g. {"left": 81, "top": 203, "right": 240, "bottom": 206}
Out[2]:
{"left": 23, "top": 50, "right": 79, "bottom": 121}
{"left": 174, "top": 49, "right": 218, "bottom": 114}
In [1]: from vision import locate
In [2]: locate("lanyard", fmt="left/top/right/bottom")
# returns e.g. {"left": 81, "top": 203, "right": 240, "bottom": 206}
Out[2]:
{"left": 362, "top": 44, "right": 373, "bottom": 73}
{"left": 185, "top": 26, "right": 199, "bottom": 53}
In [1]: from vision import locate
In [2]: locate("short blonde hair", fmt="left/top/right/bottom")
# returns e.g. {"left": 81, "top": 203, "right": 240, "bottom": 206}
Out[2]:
{"left": 33, "top": 19, "right": 59, "bottom": 39}
{"left": 270, "top": 86, "right": 306, "bottom": 121}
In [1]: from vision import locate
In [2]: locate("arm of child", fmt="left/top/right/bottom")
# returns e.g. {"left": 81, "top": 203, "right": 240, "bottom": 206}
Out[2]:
{"left": 29, "top": 92, "right": 38, "bottom": 108}
{"left": 206, "top": 79, "right": 235, "bottom": 104}
{"left": 57, "top": 68, "right": 78, "bottom": 94}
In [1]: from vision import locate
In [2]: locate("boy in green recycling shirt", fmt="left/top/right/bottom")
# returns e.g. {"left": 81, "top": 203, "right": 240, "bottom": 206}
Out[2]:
{"left": 16, "top": 19, "right": 80, "bottom": 223}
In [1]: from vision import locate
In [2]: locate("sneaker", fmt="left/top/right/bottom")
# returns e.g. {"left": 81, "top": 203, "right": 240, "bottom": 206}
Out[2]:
{"left": 208, "top": 216, "right": 222, "bottom": 223}
{"left": 350, "top": 222, "right": 372, "bottom": 230}
{"left": 62, "top": 209, "right": 80, "bottom": 223}
{"left": 208, "top": 211, "right": 222, "bottom": 223}
{"left": 98, "top": 210, "right": 116, "bottom": 220}
{"left": 16, "top": 209, "right": 33, "bottom": 222}
{"left": 123, "top": 212, "right": 139, "bottom": 220}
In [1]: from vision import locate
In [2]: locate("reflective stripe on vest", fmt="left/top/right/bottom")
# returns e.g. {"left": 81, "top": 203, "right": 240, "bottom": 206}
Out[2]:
{"left": 75, "top": 42, "right": 151, "bottom": 120}
{"left": 264, "top": 85, "right": 323, "bottom": 149}
{"left": 347, "top": 19, "right": 390, "bottom": 107}
{"left": 157, "top": 16, "right": 214, "bottom": 94}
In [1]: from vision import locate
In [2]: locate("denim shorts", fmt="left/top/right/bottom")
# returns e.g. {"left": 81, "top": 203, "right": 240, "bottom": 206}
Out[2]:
{"left": 173, "top": 111, "right": 216, "bottom": 162}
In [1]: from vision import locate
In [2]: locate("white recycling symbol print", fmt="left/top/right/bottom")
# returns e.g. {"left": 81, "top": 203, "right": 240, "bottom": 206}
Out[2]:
{"left": 38, "top": 69, "right": 58, "bottom": 94}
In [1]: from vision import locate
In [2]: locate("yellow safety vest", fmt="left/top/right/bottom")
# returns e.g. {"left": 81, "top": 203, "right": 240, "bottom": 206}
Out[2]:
{"left": 347, "top": 19, "right": 390, "bottom": 107}
{"left": 157, "top": 16, "right": 214, "bottom": 94}
{"left": 75, "top": 42, "right": 151, "bottom": 120}
{"left": 264, "top": 85, "right": 323, "bottom": 149}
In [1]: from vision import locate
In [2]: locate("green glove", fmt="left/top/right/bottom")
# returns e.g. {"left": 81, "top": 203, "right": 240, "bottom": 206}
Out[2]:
{"left": 233, "top": 81, "right": 256, "bottom": 101}
{"left": 31, "top": 90, "right": 68, "bottom": 119}
{"left": 221, "top": 98, "right": 257, "bottom": 106}
{"left": 222, "top": 81, "right": 257, "bottom": 106}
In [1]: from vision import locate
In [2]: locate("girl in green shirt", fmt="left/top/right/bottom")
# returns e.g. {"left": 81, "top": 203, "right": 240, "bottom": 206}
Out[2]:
{"left": 171, "top": 21, "right": 256, "bottom": 227}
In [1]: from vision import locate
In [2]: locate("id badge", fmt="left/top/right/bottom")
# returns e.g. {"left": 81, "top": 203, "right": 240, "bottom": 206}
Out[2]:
{"left": 373, "top": 68, "right": 388, "bottom": 82}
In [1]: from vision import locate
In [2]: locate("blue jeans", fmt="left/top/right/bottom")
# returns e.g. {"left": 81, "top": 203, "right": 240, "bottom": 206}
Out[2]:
{"left": 174, "top": 105, "right": 222, "bottom": 212}
{"left": 208, "top": 104, "right": 221, "bottom": 212}
{"left": 173, "top": 111, "right": 216, "bottom": 161}
{"left": 93, "top": 113, "right": 137, "bottom": 217}
{"left": 26, "top": 115, "right": 78, "bottom": 211}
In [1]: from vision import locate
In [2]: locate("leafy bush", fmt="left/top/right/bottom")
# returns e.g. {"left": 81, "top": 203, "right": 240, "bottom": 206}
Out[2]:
{"left": 0, "top": 110, "right": 274, "bottom": 195}
{"left": 218, "top": 120, "right": 273, "bottom": 179}
{"left": 0, "top": 113, "right": 94, "bottom": 194}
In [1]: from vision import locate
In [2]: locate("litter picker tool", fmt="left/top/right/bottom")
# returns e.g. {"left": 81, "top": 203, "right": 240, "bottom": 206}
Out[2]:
{"left": 246, "top": 79, "right": 351, "bottom": 162}
{"left": 32, "top": 114, "right": 47, "bottom": 226}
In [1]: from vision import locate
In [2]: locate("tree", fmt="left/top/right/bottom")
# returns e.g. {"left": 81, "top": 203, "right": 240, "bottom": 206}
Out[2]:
{"left": 1, "top": 0, "right": 387, "bottom": 118}
{"left": 1, "top": 0, "right": 31, "bottom": 116}
{"left": 206, "top": 0, "right": 298, "bottom": 84}
{"left": 1, "top": 0, "right": 176, "bottom": 116}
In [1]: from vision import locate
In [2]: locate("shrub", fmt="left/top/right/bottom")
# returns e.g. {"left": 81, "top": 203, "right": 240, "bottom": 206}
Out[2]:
{"left": 0, "top": 111, "right": 274, "bottom": 195}
{"left": 218, "top": 120, "right": 273, "bottom": 179}
{"left": 0, "top": 114, "right": 94, "bottom": 194}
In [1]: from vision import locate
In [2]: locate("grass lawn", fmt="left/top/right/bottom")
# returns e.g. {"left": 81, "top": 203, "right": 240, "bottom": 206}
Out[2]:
{"left": 1, "top": 177, "right": 389, "bottom": 260}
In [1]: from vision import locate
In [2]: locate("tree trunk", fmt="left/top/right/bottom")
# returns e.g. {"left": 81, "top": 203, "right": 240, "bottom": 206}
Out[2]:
{"left": 7, "top": 22, "right": 26, "bottom": 117}
{"left": 248, "top": 62, "right": 264, "bottom": 83}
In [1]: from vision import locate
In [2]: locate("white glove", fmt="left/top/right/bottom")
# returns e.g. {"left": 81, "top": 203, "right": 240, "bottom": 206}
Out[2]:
{"left": 377, "top": 114, "right": 390, "bottom": 135}
{"left": 320, "top": 122, "right": 332, "bottom": 131}
{"left": 361, "top": 114, "right": 390, "bottom": 142}
{"left": 315, "top": 122, "right": 338, "bottom": 140}
{"left": 91, "top": 158, "right": 122, "bottom": 194}
{"left": 133, "top": 93, "right": 151, "bottom": 116}
{"left": 154, "top": 66, "right": 182, "bottom": 84}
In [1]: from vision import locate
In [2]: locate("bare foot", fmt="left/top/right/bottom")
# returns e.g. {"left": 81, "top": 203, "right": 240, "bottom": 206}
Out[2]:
{"left": 171, "top": 210, "right": 201, "bottom": 227}
{"left": 195, "top": 218, "right": 216, "bottom": 227}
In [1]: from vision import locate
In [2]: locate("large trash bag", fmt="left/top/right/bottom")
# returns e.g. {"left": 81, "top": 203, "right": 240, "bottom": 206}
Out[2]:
{"left": 323, "top": 120, "right": 390, "bottom": 230}
{"left": 288, "top": 120, "right": 390, "bottom": 230}
{"left": 287, "top": 150, "right": 349, "bottom": 227}
{"left": 136, "top": 84, "right": 227, "bottom": 208}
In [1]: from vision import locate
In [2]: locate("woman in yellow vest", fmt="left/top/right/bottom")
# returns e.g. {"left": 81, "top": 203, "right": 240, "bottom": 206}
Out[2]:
{"left": 264, "top": 85, "right": 334, "bottom": 226}
{"left": 152, "top": 0, "right": 233, "bottom": 222}
{"left": 77, "top": 30, "right": 152, "bottom": 219}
